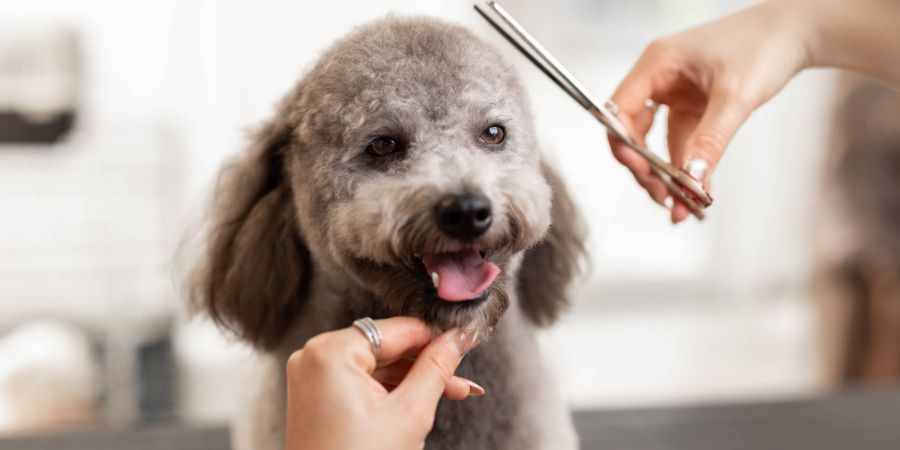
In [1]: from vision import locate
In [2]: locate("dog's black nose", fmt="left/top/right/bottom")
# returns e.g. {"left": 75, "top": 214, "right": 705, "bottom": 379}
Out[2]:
{"left": 434, "top": 192, "right": 493, "bottom": 240}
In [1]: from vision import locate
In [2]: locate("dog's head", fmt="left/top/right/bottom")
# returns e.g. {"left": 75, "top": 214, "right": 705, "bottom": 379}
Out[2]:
{"left": 189, "top": 17, "right": 585, "bottom": 349}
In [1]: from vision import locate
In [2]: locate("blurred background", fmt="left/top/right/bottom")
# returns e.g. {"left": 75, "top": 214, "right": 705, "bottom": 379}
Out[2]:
{"left": 1, "top": 0, "right": 898, "bottom": 443}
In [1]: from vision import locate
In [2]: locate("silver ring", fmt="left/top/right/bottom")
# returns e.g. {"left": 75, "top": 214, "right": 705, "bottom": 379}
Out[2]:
{"left": 645, "top": 99, "right": 659, "bottom": 112}
{"left": 352, "top": 317, "right": 382, "bottom": 359}
{"left": 603, "top": 99, "right": 620, "bottom": 116}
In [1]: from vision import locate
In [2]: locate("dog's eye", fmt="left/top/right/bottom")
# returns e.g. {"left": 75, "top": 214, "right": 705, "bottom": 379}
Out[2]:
{"left": 365, "top": 136, "right": 399, "bottom": 157}
{"left": 479, "top": 125, "right": 506, "bottom": 145}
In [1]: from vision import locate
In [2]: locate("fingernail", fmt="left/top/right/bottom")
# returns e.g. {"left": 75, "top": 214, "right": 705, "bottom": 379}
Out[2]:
{"left": 464, "top": 379, "right": 486, "bottom": 397}
{"left": 449, "top": 323, "right": 481, "bottom": 356}
{"left": 662, "top": 196, "right": 674, "bottom": 209}
{"left": 683, "top": 158, "right": 709, "bottom": 183}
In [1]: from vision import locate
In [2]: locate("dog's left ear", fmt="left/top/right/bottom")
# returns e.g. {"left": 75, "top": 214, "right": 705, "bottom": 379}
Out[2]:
{"left": 187, "top": 117, "right": 311, "bottom": 350}
{"left": 516, "top": 160, "right": 587, "bottom": 326}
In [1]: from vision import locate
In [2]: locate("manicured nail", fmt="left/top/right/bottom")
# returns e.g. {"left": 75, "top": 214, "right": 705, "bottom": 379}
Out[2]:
{"left": 464, "top": 379, "right": 486, "bottom": 396}
{"left": 683, "top": 158, "right": 709, "bottom": 183}
{"left": 449, "top": 323, "right": 481, "bottom": 356}
{"left": 662, "top": 196, "right": 674, "bottom": 209}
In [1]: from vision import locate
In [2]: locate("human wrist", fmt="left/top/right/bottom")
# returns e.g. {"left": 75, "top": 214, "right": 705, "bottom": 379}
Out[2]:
{"left": 789, "top": 0, "right": 900, "bottom": 86}
{"left": 795, "top": 0, "right": 846, "bottom": 70}
{"left": 766, "top": 0, "right": 819, "bottom": 71}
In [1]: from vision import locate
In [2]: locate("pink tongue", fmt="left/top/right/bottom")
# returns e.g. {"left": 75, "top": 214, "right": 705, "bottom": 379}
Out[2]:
{"left": 422, "top": 250, "right": 501, "bottom": 302}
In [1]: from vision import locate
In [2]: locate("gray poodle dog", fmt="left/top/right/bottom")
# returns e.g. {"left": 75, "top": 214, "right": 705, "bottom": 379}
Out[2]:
{"left": 188, "top": 16, "right": 585, "bottom": 450}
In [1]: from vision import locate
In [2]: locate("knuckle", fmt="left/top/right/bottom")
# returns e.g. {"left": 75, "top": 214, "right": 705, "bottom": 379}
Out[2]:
{"left": 345, "top": 344, "right": 373, "bottom": 370}
{"left": 300, "top": 335, "right": 332, "bottom": 366}
{"left": 645, "top": 37, "right": 685, "bottom": 64}
{"left": 714, "top": 75, "right": 756, "bottom": 110}
{"left": 710, "top": 54, "right": 730, "bottom": 75}
{"left": 286, "top": 350, "right": 305, "bottom": 373}
{"left": 716, "top": 75, "right": 740, "bottom": 97}
{"left": 301, "top": 331, "right": 374, "bottom": 372}
{"left": 646, "top": 38, "right": 672, "bottom": 56}
{"left": 731, "top": 90, "right": 758, "bottom": 112}
{"left": 692, "top": 128, "right": 729, "bottom": 157}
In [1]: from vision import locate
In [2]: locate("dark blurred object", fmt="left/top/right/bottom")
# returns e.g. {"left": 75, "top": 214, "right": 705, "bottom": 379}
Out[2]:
{"left": 0, "top": 424, "right": 229, "bottom": 450}
{"left": 0, "top": 112, "right": 75, "bottom": 144}
{"left": 0, "top": 26, "right": 78, "bottom": 144}
{"left": 817, "top": 79, "right": 900, "bottom": 383}
{"left": 136, "top": 337, "right": 176, "bottom": 423}
{"left": 575, "top": 388, "right": 900, "bottom": 450}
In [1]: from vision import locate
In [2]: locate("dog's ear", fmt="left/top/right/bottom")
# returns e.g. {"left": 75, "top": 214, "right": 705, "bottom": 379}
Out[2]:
{"left": 516, "top": 160, "right": 587, "bottom": 326}
{"left": 189, "top": 118, "right": 310, "bottom": 350}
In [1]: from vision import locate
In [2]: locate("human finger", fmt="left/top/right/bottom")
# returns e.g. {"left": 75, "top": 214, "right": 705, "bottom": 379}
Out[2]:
{"left": 372, "top": 358, "right": 482, "bottom": 400}
{"left": 308, "top": 317, "right": 434, "bottom": 375}
{"left": 389, "top": 327, "right": 480, "bottom": 412}
{"left": 680, "top": 82, "right": 754, "bottom": 185}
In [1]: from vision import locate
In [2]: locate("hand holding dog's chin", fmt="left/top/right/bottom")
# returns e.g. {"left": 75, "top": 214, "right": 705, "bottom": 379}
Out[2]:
{"left": 284, "top": 317, "right": 482, "bottom": 450}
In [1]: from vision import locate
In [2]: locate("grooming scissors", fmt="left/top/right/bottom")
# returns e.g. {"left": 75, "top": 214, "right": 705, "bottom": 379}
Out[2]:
{"left": 474, "top": 1, "right": 713, "bottom": 219}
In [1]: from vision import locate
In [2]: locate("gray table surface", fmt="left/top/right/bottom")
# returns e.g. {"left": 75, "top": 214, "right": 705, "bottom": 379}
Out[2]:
{"left": 2, "top": 388, "right": 898, "bottom": 450}
{"left": 574, "top": 387, "right": 900, "bottom": 450}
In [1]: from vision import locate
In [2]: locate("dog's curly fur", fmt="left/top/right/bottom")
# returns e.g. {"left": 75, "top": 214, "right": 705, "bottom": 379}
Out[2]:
{"left": 188, "top": 16, "right": 586, "bottom": 450}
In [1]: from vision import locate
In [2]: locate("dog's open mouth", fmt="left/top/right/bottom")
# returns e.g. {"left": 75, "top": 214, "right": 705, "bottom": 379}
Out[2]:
{"left": 420, "top": 249, "right": 501, "bottom": 302}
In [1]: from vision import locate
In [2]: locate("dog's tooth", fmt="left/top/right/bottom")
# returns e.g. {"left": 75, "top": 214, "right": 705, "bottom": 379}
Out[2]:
{"left": 431, "top": 272, "right": 440, "bottom": 289}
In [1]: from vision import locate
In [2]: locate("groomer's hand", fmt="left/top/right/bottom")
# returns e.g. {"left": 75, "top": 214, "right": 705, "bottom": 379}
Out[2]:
{"left": 285, "top": 317, "right": 483, "bottom": 450}
{"left": 609, "top": 1, "right": 810, "bottom": 223}
{"left": 610, "top": 0, "right": 900, "bottom": 223}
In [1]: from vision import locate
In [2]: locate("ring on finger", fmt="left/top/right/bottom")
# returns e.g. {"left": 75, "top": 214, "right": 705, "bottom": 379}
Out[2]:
{"left": 352, "top": 317, "right": 382, "bottom": 359}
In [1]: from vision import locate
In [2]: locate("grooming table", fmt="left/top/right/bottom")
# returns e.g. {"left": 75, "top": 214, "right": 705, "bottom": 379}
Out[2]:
{"left": 2, "top": 388, "right": 898, "bottom": 450}
{"left": 574, "top": 387, "right": 900, "bottom": 450}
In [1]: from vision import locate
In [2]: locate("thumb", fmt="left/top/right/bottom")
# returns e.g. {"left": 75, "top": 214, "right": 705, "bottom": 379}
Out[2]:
{"left": 681, "top": 84, "right": 754, "bottom": 184}
{"left": 389, "top": 326, "right": 480, "bottom": 412}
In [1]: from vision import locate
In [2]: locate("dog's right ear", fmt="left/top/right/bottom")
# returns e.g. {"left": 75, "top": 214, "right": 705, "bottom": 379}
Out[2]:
{"left": 188, "top": 118, "right": 310, "bottom": 350}
{"left": 515, "top": 160, "right": 587, "bottom": 326}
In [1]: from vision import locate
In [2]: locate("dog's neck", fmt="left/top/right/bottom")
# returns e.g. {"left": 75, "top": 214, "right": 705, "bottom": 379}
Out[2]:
{"left": 274, "top": 265, "right": 385, "bottom": 355}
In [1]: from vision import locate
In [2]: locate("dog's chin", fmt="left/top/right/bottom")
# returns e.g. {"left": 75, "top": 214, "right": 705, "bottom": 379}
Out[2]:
{"left": 350, "top": 252, "right": 512, "bottom": 336}
{"left": 413, "top": 279, "right": 509, "bottom": 334}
